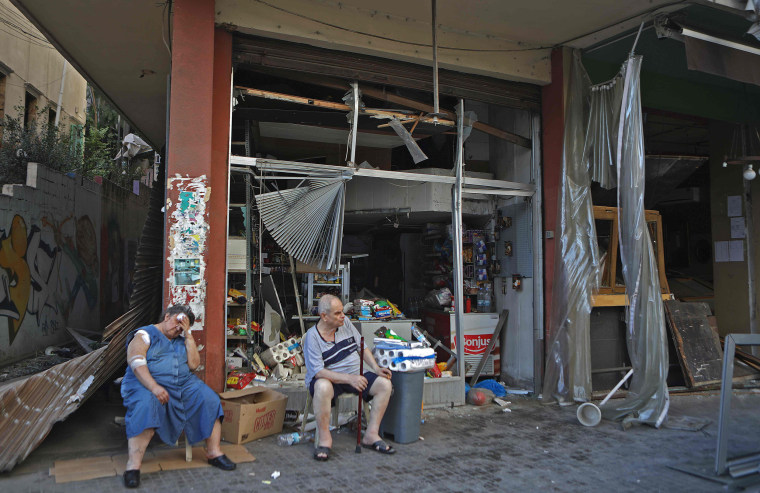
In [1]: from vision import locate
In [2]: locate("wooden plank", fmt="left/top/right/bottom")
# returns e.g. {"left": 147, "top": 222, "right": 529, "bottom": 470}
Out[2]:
{"left": 664, "top": 300, "right": 723, "bottom": 387}
{"left": 236, "top": 86, "right": 455, "bottom": 127}
{"left": 591, "top": 293, "right": 673, "bottom": 307}
{"left": 469, "top": 309, "right": 508, "bottom": 385}
{"left": 358, "top": 86, "right": 531, "bottom": 148}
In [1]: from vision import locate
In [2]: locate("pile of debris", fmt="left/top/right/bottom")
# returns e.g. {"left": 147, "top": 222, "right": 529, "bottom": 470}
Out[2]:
{"left": 226, "top": 337, "right": 306, "bottom": 389}
{"left": 0, "top": 345, "right": 85, "bottom": 384}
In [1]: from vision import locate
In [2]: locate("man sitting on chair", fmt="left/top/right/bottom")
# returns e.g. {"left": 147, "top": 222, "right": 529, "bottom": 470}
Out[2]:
{"left": 303, "top": 294, "right": 396, "bottom": 461}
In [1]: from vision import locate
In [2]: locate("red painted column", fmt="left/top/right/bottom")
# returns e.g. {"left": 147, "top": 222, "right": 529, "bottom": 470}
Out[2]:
{"left": 206, "top": 29, "right": 233, "bottom": 392}
{"left": 541, "top": 48, "right": 565, "bottom": 346}
{"left": 164, "top": 0, "right": 227, "bottom": 389}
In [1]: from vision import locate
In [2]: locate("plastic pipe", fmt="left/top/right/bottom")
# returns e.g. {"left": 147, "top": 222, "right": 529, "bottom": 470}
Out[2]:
{"left": 577, "top": 369, "right": 633, "bottom": 427}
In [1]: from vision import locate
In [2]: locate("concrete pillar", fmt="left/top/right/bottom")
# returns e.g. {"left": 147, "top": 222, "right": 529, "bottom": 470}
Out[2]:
{"left": 165, "top": 0, "right": 230, "bottom": 391}
{"left": 207, "top": 29, "right": 233, "bottom": 391}
{"left": 540, "top": 48, "right": 567, "bottom": 346}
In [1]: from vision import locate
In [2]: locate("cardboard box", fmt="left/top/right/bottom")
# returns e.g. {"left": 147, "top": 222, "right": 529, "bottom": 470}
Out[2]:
{"left": 219, "top": 387, "right": 288, "bottom": 444}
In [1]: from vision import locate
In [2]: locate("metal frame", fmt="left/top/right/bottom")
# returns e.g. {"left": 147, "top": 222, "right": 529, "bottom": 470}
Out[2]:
{"left": 530, "top": 110, "right": 545, "bottom": 394}
{"left": 229, "top": 101, "right": 542, "bottom": 380}
{"left": 452, "top": 99, "right": 466, "bottom": 378}
{"left": 716, "top": 333, "right": 760, "bottom": 477}
{"left": 228, "top": 156, "right": 535, "bottom": 196}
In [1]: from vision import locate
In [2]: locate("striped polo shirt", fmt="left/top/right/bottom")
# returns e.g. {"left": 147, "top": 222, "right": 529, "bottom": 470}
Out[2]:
{"left": 303, "top": 318, "right": 365, "bottom": 389}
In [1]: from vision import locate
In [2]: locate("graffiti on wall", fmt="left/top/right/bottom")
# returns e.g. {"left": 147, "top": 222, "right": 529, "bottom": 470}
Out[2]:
{"left": 0, "top": 213, "right": 99, "bottom": 345}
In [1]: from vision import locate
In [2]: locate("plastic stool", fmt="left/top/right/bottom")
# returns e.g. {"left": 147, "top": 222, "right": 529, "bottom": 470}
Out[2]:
{"left": 302, "top": 390, "right": 371, "bottom": 447}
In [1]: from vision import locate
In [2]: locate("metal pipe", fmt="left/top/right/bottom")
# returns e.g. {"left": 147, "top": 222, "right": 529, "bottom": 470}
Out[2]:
{"left": 245, "top": 173, "right": 253, "bottom": 338}
{"left": 350, "top": 81, "right": 359, "bottom": 166}
{"left": 530, "top": 110, "right": 544, "bottom": 394}
{"left": 743, "top": 159, "right": 759, "bottom": 356}
{"left": 682, "top": 26, "right": 760, "bottom": 56}
{"left": 54, "top": 60, "right": 67, "bottom": 127}
{"left": 452, "top": 99, "right": 465, "bottom": 378}
{"left": 591, "top": 366, "right": 633, "bottom": 374}
{"left": 431, "top": 0, "right": 439, "bottom": 121}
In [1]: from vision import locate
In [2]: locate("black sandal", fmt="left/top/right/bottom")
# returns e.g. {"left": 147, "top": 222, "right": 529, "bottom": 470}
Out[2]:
{"left": 313, "top": 446, "right": 331, "bottom": 461}
{"left": 361, "top": 440, "right": 396, "bottom": 455}
{"left": 123, "top": 469, "right": 140, "bottom": 488}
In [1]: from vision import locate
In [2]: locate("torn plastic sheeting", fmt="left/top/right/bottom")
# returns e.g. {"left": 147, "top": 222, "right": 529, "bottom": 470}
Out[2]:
{"left": 387, "top": 118, "right": 428, "bottom": 164}
{"left": 584, "top": 75, "right": 623, "bottom": 190}
{"left": 453, "top": 108, "right": 478, "bottom": 174}
{"left": 113, "top": 133, "right": 152, "bottom": 160}
{"left": 458, "top": 110, "right": 478, "bottom": 144}
{"left": 542, "top": 50, "right": 600, "bottom": 405}
{"left": 601, "top": 55, "right": 669, "bottom": 427}
{"left": 343, "top": 87, "right": 363, "bottom": 162}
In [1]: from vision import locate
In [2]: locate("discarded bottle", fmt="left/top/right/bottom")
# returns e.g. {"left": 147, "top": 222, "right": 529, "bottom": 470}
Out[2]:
{"left": 411, "top": 325, "right": 430, "bottom": 347}
{"left": 276, "top": 431, "right": 313, "bottom": 446}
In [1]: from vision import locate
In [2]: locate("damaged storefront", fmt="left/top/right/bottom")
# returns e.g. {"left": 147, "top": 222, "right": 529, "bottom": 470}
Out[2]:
{"left": 220, "top": 35, "right": 544, "bottom": 411}
{"left": 4, "top": 0, "right": 760, "bottom": 483}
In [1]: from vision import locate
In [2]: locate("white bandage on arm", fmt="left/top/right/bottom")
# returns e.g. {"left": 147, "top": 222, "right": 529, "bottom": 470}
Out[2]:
{"left": 128, "top": 355, "right": 147, "bottom": 371}
{"left": 135, "top": 329, "right": 150, "bottom": 345}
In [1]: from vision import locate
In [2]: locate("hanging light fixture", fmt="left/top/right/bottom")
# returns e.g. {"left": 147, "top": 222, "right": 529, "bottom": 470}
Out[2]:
{"left": 744, "top": 164, "right": 757, "bottom": 181}
{"left": 723, "top": 124, "right": 760, "bottom": 180}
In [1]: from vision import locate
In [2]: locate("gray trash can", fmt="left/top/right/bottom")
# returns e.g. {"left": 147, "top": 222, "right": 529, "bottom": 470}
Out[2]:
{"left": 378, "top": 370, "right": 424, "bottom": 444}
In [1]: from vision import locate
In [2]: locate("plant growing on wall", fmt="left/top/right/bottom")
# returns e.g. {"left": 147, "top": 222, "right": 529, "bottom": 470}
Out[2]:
{"left": 0, "top": 107, "right": 79, "bottom": 185}
{"left": 0, "top": 89, "right": 151, "bottom": 187}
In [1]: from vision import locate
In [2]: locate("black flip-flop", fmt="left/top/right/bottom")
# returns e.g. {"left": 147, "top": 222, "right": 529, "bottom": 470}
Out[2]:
{"left": 313, "top": 446, "right": 331, "bottom": 461}
{"left": 361, "top": 440, "right": 396, "bottom": 455}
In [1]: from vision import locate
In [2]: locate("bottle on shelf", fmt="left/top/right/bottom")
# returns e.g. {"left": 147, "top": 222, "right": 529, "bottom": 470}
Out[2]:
{"left": 483, "top": 284, "right": 492, "bottom": 313}
{"left": 277, "top": 431, "right": 314, "bottom": 446}
{"left": 477, "top": 287, "right": 485, "bottom": 313}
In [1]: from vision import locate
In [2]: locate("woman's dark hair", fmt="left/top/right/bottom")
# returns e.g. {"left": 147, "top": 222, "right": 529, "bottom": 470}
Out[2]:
{"left": 162, "top": 305, "right": 195, "bottom": 325}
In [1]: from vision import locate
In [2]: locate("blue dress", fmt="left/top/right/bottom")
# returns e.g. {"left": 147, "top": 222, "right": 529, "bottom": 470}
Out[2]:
{"left": 121, "top": 324, "right": 224, "bottom": 444}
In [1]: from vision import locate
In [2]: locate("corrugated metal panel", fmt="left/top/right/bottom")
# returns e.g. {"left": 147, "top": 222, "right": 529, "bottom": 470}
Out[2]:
{"left": 232, "top": 35, "right": 541, "bottom": 112}
{"left": 255, "top": 177, "right": 348, "bottom": 271}
{"left": 0, "top": 167, "right": 165, "bottom": 472}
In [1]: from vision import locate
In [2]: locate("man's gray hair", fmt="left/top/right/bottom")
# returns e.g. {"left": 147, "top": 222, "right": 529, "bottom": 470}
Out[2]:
{"left": 318, "top": 294, "right": 340, "bottom": 315}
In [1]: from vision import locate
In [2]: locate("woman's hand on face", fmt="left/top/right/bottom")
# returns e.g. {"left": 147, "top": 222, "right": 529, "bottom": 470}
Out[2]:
{"left": 177, "top": 313, "right": 192, "bottom": 337}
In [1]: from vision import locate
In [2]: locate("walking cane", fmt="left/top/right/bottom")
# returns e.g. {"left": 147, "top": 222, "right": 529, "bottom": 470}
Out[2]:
{"left": 356, "top": 336, "right": 364, "bottom": 453}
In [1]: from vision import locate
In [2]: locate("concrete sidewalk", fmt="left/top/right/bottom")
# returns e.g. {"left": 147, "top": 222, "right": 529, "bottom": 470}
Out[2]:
{"left": 2, "top": 390, "right": 759, "bottom": 492}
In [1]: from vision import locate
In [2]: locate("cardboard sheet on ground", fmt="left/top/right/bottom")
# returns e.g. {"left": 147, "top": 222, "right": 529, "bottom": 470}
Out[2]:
{"left": 50, "top": 444, "right": 254, "bottom": 483}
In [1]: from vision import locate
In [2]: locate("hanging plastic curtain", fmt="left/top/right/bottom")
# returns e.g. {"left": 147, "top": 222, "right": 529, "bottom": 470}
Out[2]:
{"left": 584, "top": 76, "right": 623, "bottom": 189}
{"left": 600, "top": 55, "right": 669, "bottom": 427}
{"left": 542, "top": 51, "right": 600, "bottom": 405}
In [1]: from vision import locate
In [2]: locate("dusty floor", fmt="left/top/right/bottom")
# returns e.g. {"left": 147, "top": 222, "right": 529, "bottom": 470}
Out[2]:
{"left": 1, "top": 388, "right": 759, "bottom": 492}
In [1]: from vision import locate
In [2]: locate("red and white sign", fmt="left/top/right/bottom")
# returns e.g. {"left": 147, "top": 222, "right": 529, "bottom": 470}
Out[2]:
{"left": 463, "top": 334, "right": 493, "bottom": 355}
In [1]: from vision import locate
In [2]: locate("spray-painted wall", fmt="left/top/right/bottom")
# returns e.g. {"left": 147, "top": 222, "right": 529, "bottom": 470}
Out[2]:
{"left": 0, "top": 163, "right": 150, "bottom": 366}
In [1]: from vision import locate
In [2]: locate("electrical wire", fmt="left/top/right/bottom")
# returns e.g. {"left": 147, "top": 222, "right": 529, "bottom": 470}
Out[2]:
{"left": 251, "top": 0, "right": 695, "bottom": 54}
{"left": 0, "top": 17, "right": 52, "bottom": 45}
{"left": 252, "top": 0, "right": 553, "bottom": 53}
{"left": 0, "top": 24, "right": 53, "bottom": 49}
{"left": 160, "top": 0, "right": 172, "bottom": 57}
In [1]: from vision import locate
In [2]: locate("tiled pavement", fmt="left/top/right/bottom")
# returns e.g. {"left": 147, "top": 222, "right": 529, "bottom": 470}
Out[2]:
{"left": 2, "top": 390, "right": 760, "bottom": 492}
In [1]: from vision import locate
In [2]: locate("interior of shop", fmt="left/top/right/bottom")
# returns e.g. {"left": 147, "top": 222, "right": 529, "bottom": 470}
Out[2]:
{"left": 223, "top": 59, "right": 537, "bottom": 393}
{"left": 576, "top": 3, "right": 760, "bottom": 393}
